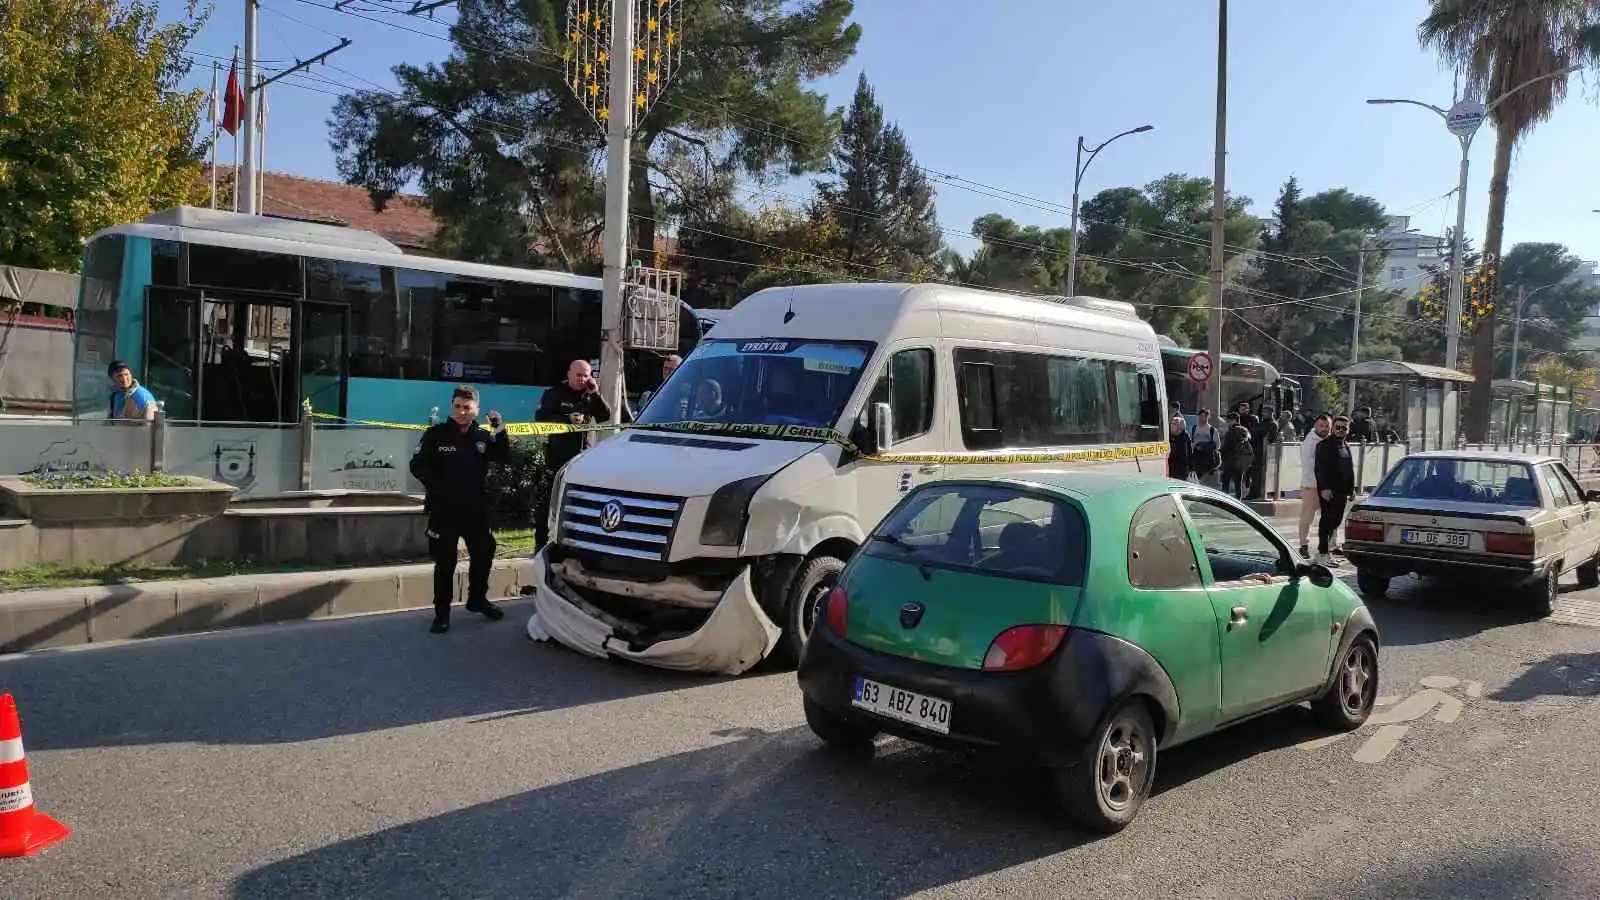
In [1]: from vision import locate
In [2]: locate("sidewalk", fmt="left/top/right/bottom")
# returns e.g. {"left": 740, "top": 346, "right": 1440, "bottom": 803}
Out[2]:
{"left": 1, "top": 556, "right": 537, "bottom": 656}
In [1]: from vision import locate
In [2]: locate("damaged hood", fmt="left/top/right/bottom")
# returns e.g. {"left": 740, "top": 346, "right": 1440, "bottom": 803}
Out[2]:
{"left": 560, "top": 428, "right": 826, "bottom": 498}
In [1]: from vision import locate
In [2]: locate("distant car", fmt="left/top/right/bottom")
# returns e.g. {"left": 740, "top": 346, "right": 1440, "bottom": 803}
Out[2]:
{"left": 1342, "top": 450, "right": 1600, "bottom": 614}
{"left": 795, "top": 471, "right": 1380, "bottom": 833}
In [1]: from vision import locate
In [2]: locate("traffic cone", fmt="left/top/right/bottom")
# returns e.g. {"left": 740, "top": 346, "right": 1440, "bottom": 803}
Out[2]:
{"left": 0, "top": 694, "right": 69, "bottom": 858}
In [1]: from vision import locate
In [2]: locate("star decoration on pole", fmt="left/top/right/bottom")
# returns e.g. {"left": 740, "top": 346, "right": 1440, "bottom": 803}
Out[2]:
{"left": 563, "top": 0, "right": 684, "bottom": 133}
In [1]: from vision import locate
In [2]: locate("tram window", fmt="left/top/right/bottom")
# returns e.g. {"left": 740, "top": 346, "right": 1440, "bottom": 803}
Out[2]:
{"left": 153, "top": 240, "right": 182, "bottom": 287}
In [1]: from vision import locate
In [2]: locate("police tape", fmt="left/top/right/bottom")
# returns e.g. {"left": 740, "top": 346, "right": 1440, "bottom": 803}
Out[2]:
{"left": 306, "top": 411, "right": 1168, "bottom": 465}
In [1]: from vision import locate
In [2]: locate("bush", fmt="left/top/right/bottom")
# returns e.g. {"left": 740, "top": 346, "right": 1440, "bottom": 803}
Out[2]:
{"left": 485, "top": 437, "right": 550, "bottom": 529}
{"left": 23, "top": 469, "right": 192, "bottom": 490}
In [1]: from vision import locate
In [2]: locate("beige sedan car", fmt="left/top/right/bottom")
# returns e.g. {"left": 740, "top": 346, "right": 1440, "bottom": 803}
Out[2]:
{"left": 1341, "top": 450, "right": 1600, "bottom": 614}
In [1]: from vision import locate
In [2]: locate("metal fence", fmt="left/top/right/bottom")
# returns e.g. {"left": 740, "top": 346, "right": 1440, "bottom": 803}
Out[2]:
{"left": 1254, "top": 438, "right": 1600, "bottom": 501}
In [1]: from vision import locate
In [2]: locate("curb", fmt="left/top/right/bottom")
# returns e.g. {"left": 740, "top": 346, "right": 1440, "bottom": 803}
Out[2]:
{"left": 0, "top": 556, "right": 537, "bottom": 655}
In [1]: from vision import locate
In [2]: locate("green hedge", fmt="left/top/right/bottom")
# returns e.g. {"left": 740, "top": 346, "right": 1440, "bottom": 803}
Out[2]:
{"left": 485, "top": 437, "right": 552, "bottom": 530}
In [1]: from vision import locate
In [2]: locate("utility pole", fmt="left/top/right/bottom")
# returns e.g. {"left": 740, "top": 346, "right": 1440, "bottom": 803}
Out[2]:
{"left": 596, "top": 0, "right": 636, "bottom": 424}
{"left": 1206, "top": 0, "right": 1228, "bottom": 417}
{"left": 240, "top": 0, "right": 259, "bottom": 215}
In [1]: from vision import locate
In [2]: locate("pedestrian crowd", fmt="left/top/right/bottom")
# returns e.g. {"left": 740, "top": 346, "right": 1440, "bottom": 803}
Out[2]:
{"left": 1167, "top": 401, "right": 1363, "bottom": 568}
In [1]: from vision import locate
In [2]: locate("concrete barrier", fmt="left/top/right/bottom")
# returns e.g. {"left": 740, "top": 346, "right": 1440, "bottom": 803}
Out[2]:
{"left": 0, "top": 556, "right": 537, "bottom": 654}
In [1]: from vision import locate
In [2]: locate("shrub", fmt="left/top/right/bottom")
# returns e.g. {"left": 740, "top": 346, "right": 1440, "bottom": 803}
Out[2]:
{"left": 485, "top": 437, "right": 550, "bottom": 529}
{"left": 23, "top": 469, "right": 192, "bottom": 490}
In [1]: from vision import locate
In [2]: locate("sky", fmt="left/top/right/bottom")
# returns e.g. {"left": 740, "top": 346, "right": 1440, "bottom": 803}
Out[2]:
{"left": 167, "top": 0, "right": 1600, "bottom": 267}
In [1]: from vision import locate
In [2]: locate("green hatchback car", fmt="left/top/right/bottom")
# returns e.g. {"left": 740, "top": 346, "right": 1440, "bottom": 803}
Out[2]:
{"left": 796, "top": 471, "right": 1381, "bottom": 833}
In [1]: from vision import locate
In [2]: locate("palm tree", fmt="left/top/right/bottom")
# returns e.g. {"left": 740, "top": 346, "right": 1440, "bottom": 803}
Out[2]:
{"left": 1418, "top": 0, "right": 1600, "bottom": 441}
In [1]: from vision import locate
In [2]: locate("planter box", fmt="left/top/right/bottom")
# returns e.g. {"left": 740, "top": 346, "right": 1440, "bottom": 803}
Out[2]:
{"left": 0, "top": 476, "right": 236, "bottom": 524}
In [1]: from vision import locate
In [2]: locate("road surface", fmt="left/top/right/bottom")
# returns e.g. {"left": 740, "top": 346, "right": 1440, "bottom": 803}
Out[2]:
{"left": 1, "top": 573, "right": 1598, "bottom": 899}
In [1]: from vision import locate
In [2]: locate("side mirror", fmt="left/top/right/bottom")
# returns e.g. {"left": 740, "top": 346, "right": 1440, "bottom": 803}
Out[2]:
{"left": 870, "top": 401, "right": 895, "bottom": 455}
{"left": 1295, "top": 561, "right": 1336, "bottom": 588}
{"left": 1586, "top": 489, "right": 1600, "bottom": 503}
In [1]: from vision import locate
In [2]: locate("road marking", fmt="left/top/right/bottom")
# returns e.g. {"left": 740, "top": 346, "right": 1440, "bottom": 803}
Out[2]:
{"left": 1298, "top": 674, "right": 1472, "bottom": 764}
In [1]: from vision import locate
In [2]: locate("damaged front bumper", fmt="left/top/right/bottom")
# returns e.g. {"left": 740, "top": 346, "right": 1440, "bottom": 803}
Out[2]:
{"left": 524, "top": 546, "right": 781, "bottom": 676}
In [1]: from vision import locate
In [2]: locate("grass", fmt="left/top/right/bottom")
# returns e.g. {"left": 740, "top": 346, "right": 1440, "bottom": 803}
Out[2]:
{"left": 0, "top": 529, "right": 541, "bottom": 593}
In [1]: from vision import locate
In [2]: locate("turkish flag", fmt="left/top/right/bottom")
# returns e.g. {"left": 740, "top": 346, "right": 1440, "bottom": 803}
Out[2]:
{"left": 221, "top": 55, "right": 245, "bottom": 135}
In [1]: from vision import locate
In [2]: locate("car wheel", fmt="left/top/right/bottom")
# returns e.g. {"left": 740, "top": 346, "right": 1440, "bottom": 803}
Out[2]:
{"left": 1524, "top": 566, "right": 1558, "bottom": 617}
{"left": 778, "top": 555, "right": 846, "bottom": 666}
{"left": 1312, "top": 633, "right": 1378, "bottom": 731}
{"left": 802, "top": 696, "right": 876, "bottom": 755}
{"left": 1355, "top": 571, "right": 1390, "bottom": 599}
{"left": 1053, "top": 700, "right": 1157, "bottom": 834}
{"left": 1578, "top": 556, "right": 1599, "bottom": 589}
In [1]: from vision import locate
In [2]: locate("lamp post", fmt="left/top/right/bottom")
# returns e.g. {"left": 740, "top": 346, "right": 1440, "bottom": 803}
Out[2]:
{"left": 1367, "top": 63, "right": 1582, "bottom": 373}
{"left": 1509, "top": 280, "right": 1563, "bottom": 379}
{"left": 1065, "top": 124, "right": 1153, "bottom": 298}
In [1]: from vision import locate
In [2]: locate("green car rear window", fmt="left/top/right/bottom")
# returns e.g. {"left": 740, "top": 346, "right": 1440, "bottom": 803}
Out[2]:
{"left": 864, "top": 482, "right": 1087, "bottom": 585}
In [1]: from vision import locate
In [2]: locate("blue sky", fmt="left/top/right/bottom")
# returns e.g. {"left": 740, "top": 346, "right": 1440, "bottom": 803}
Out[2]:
{"left": 170, "top": 0, "right": 1600, "bottom": 266}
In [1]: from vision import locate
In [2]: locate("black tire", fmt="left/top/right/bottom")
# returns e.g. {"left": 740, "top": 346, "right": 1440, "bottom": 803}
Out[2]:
{"left": 1578, "top": 557, "right": 1599, "bottom": 589}
{"left": 1524, "top": 566, "right": 1559, "bottom": 616}
{"left": 1355, "top": 571, "right": 1390, "bottom": 600}
{"left": 802, "top": 696, "right": 876, "bottom": 755}
{"left": 777, "top": 555, "right": 846, "bottom": 666}
{"left": 1051, "top": 700, "right": 1158, "bottom": 834}
{"left": 1312, "top": 634, "right": 1379, "bottom": 731}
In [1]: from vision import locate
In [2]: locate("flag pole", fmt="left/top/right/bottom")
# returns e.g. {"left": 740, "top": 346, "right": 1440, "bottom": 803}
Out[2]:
{"left": 256, "top": 79, "right": 268, "bottom": 212}
{"left": 209, "top": 61, "right": 220, "bottom": 209}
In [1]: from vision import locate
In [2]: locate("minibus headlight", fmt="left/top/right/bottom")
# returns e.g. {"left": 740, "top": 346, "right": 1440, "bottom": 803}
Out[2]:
{"left": 700, "top": 474, "right": 772, "bottom": 547}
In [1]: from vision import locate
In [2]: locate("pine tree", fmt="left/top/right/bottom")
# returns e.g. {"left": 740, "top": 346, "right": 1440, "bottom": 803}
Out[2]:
{"left": 810, "top": 74, "right": 942, "bottom": 280}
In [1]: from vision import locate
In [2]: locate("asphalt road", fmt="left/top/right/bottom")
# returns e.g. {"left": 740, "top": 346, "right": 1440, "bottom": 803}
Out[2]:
{"left": 1, "top": 572, "right": 1598, "bottom": 900}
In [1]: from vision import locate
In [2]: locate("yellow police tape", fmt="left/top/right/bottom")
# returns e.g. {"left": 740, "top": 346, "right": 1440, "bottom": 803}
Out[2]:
{"left": 307, "top": 410, "right": 1168, "bottom": 466}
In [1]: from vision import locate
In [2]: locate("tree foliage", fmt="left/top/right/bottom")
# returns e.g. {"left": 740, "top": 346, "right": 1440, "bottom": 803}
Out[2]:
{"left": 807, "top": 74, "right": 941, "bottom": 280}
{"left": 330, "top": 0, "right": 860, "bottom": 272}
{"left": 0, "top": 0, "right": 207, "bottom": 271}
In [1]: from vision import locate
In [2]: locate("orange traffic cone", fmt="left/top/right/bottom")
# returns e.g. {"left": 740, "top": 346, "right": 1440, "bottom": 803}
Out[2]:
{"left": 0, "top": 693, "right": 69, "bottom": 858}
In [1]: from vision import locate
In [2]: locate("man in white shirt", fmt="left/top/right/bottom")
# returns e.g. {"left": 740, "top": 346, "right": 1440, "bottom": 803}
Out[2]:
{"left": 1298, "top": 414, "right": 1332, "bottom": 559}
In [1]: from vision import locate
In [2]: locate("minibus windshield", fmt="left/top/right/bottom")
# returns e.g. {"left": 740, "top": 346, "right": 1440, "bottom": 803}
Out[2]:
{"left": 635, "top": 338, "right": 875, "bottom": 434}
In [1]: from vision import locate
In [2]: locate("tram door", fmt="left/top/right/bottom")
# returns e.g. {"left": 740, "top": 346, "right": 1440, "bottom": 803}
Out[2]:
{"left": 198, "top": 295, "right": 297, "bottom": 423}
{"left": 143, "top": 287, "right": 202, "bottom": 420}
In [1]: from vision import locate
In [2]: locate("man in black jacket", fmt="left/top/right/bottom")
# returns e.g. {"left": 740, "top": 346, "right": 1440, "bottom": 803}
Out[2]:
{"left": 1313, "top": 414, "right": 1356, "bottom": 566}
{"left": 533, "top": 359, "right": 613, "bottom": 548}
{"left": 409, "top": 385, "right": 510, "bottom": 633}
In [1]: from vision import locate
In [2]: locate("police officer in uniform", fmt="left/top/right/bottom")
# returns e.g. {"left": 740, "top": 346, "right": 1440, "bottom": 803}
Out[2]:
{"left": 409, "top": 384, "right": 510, "bottom": 633}
{"left": 533, "top": 359, "right": 612, "bottom": 548}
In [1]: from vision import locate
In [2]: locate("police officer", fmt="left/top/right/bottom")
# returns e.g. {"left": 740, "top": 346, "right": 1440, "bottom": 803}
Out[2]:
{"left": 533, "top": 359, "right": 612, "bottom": 548}
{"left": 409, "top": 384, "right": 510, "bottom": 634}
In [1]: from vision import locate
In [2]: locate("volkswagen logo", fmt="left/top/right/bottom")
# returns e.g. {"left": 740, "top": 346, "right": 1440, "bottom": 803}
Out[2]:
{"left": 899, "top": 601, "right": 925, "bottom": 630}
{"left": 599, "top": 500, "right": 625, "bottom": 532}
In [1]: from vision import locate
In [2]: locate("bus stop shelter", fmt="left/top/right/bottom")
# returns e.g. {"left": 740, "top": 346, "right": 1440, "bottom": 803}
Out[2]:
{"left": 1337, "top": 359, "right": 1471, "bottom": 451}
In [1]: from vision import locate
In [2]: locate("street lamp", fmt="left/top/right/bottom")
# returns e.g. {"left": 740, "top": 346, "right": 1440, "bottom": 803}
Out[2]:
{"left": 1065, "top": 124, "right": 1153, "bottom": 298}
{"left": 1367, "top": 63, "right": 1582, "bottom": 373}
{"left": 1509, "top": 280, "right": 1564, "bottom": 379}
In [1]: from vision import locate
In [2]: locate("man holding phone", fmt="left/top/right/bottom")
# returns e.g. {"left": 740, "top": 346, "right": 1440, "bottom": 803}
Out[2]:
{"left": 410, "top": 384, "right": 510, "bottom": 633}
{"left": 533, "top": 359, "right": 613, "bottom": 548}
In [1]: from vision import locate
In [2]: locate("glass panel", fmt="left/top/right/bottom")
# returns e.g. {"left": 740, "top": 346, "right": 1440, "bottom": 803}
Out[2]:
{"left": 73, "top": 234, "right": 124, "bottom": 416}
{"left": 634, "top": 338, "right": 874, "bottom": 431}
{"left": 1128, "top": 495, "right": 1202, "bottom": 590}
{"left": 144, "top": 288, "right": 198, "bottom": 420}
{"left": 300, "top": 304, "right": 347, "bottom": 419}
{"left": 200, "top": 298, "right": 293, "bottom": 423}
{"left": 868, "top": 482, "right": 1088, "bottom": 585}
{"left": 187, "top": 243, "right": 302, "bottom": 295}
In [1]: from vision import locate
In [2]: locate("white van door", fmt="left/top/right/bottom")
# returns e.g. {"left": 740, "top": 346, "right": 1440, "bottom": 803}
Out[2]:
{"left": 851, "top": 345, "right": 947, "bottom": 526}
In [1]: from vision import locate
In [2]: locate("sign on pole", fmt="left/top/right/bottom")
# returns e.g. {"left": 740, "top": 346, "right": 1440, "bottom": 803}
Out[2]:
{"left": 1445, "top": 99, "right": 1486, "bottom": 138}
{"left": 1187, "top": 351, "right": 1213, "bottom": 385}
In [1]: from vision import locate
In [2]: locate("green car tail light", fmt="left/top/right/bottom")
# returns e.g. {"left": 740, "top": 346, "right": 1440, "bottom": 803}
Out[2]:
{"left": 825, "top": 585, "right": 849, "bottom": 636}
{"left": 981, "top": 625, "right": 1069, "bottom": 671}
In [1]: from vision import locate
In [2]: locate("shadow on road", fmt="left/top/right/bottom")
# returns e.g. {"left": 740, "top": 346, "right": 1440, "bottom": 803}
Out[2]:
{"left": 1490, "top": 651, "right": 1600, "bottom": 702}
{"left": 231, "top": 706, "right": 1353, "bottom": 900}
{"left": 1361, "top": 576, "right": 1536, "bottom": 647}
{"left": 1306, "top": 845, "right": 1572, "bottom": 900}
{"left": 0, "top": 600, "right": 721, "bottom": 750}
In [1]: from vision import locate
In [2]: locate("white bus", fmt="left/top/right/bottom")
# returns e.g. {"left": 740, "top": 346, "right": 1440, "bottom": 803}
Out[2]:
{"left": 526, "top": 282, "right": 1169, "bottom": 674}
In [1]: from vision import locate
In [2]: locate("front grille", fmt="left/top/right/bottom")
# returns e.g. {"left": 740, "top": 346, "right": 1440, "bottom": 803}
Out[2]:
{"left": 559, "top": 485, "right": 684, "bottom": 561}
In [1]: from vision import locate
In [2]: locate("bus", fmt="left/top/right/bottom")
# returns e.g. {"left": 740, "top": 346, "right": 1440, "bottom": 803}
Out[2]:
{"left": 71, "top": 206, "right": 702, "bottom": 425}
{"left": 1159, "top": 338, "right": 1298, "bottom": 424}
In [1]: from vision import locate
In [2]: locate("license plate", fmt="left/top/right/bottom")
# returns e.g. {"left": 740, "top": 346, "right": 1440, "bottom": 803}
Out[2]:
{"left": 1399, "top": 528, "right": 1470, "bottom": 548}
{"left": 851, "top": 677, "right": 951, "bottom": 735}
